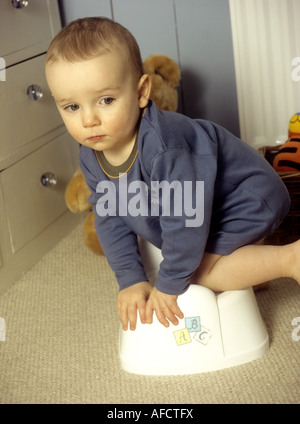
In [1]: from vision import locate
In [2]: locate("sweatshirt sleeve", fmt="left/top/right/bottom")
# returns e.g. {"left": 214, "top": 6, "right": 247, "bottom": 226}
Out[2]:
{"left": 149, "top": 148, "right": 217, "bottom": 295}
{"left": 79, "top": 149, "right": 148, "bottom": 290}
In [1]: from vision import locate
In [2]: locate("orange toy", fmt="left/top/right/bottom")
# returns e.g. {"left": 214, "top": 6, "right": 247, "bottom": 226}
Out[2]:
{"left": 273, "top": 113, "right": 300, "bottom": 172}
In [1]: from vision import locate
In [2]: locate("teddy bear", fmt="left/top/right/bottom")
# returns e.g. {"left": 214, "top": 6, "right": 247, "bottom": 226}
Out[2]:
{"left": 64, "top": 54, "right": 181, "bottom": 255}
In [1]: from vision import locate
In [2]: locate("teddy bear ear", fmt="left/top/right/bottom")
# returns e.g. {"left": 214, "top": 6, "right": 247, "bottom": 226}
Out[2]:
{"left": 143, "top": 54, "right": 180, "bottom": 88}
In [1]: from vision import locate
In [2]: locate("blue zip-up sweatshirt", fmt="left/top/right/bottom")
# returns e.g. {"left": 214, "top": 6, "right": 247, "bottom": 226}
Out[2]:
{"left": 80, "top": 100, "right": 290, "bottom": 295}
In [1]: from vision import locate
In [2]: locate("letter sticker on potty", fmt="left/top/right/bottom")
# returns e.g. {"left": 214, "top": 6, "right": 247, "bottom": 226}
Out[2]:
{"left": 194, "top": 326, "right": 212, "bottom": 345}
{"left": 173, "top": 328, "right": 192, "bottom": 346}
{"left": 173, "top": 316, "right": 212, "bottom": 347}
{"left": 185, "top": 316, "right": 201, "bottom": 332}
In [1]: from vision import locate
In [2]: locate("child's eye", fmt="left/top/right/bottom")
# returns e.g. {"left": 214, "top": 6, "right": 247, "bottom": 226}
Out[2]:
{"left": 100, "top": 97, "right": 114, "bottom": 105}
{"left": 64, "top": 104, "right": 79, "bottom": 112}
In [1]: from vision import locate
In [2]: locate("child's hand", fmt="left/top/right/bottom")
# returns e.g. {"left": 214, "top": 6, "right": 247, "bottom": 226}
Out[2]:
{"left": 117, "top": 281, "right": 154, "bottom": 331}
{"left": 146, "top": 287, "right": 184, "bottom": 328}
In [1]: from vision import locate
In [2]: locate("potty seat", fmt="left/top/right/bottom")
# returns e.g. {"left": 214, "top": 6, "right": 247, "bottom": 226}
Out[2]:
{"left": 119, "top": 239, "right": 269, "bottom": 375}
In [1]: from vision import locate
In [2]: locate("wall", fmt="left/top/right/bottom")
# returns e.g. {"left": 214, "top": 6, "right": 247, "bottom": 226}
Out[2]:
{"left": 58, "top": 0, "right": 240, "bottom": 137}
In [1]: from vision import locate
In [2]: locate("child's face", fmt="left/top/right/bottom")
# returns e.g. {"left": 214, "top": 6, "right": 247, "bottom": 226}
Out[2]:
{"left": 46, "top": 52, "right": 150, "bottom": 164}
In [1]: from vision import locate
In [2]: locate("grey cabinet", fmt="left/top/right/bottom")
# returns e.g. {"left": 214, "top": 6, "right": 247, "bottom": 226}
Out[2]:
{"left": 0, "top": 0, "right": 80, "bottom": 294}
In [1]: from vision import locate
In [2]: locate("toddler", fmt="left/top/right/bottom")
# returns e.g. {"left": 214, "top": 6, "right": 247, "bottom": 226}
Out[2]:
{"left": 45, "top": 17, "right": 299, "bottom": 331}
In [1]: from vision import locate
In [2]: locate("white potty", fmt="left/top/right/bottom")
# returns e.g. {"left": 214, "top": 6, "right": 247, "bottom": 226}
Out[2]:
{"left": 119, "top": 240, "right": 269, "bottom": 375}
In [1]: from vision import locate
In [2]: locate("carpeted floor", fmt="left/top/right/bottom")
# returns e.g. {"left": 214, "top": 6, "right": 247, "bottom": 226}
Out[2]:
{"left": 0, "top": 225, "right": 299, "bottom": 404}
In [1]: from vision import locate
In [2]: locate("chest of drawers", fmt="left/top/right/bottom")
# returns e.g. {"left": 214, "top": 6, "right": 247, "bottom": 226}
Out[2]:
{"left": 0, "top": 0, "right": 80, "bottom": 294}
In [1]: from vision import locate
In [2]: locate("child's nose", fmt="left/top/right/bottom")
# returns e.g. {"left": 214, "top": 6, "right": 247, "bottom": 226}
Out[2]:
{"left": 82, "top": 109, "right": 101, "bottom": 128}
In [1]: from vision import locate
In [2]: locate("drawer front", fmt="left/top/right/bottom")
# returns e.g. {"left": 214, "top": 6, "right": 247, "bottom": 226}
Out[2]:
{"left": 1, "top": 132, "right": 78, "bottom": 253}
{"left": 0, "top": 0, "right": 61, "bottom": 66}
{"left": 0, "top": 54, "right": 63, "bottom": 165}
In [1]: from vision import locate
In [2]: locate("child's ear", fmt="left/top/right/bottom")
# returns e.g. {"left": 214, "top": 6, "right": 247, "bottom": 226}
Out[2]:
{"left": 138, "top": 74, "right": 152, "bottom": 108}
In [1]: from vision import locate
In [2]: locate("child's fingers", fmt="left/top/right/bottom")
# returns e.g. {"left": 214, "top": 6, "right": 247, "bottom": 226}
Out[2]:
{"left": 137, "top": 299, "right": 147, "bottom": 325}
{"left": 117, "top": 282, "right": 153, "bottom": 331}
{"left": 118, "top": 306, "right": 129, "bottom": 331}
{"left": 155, "top": 307, "right": 174, "bottom": 327}
{"left": 127, "top": 303, "right": 138, "bottom": 331}
{"left": 146, "top": 290, "right": 184, "bottom": 327}
{"left": 164, "top": 296, "right": 184, "bottom": 322}
{"left": 118, "top": 299, "right": 136, "bottom": 331}
{"left": 149, "top": 300, "right": 177, "bottom": 327}
{"left": 155, "top": 298, "right": 184, "bottom": 327}
{"left": 145, "top": 299, "right": 154, "bottom": 324}
{"left": 172, "top": 303, "right": 184, "bottom": 320}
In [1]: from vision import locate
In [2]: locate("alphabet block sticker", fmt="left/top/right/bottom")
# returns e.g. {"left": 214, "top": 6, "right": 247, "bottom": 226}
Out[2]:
{"left": 185, "top": 316, "right": 201, "bottom": 332}
{"left": 0, "top": 317, "right": 6, "bottom": 342}
{"left": 194, "top": 326, "right": 212, "bottom": 345}
{"left": 173, "top": 328, "right": 192, "bottom": 346}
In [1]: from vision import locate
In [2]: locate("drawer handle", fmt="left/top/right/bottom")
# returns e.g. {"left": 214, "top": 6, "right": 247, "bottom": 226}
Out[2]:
{"left": 41, "top": 173, "right": 57, "bottom": 189}
{"left": 27, "top": 84, "right": 43, "bottom": 101}
{"left": 12, "top": 0, "right": 29, "bottom": 8}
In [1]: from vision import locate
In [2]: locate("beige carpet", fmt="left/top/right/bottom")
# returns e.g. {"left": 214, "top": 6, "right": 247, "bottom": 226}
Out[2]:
{"left": 0, "top": 224, "right": 299, "bottom": 404}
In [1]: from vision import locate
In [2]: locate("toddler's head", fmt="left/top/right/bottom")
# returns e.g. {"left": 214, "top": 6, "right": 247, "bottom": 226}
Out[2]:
{"left": 46, "top": 17, "right": 144, "bottom": 83}
{"left": 45, "top": 18, "right": 151, "bottom": 160}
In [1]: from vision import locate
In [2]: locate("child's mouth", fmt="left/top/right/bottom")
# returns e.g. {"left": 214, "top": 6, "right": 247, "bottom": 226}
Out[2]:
{"left": 88, "top": 135, "right": 105, "bottom": 142}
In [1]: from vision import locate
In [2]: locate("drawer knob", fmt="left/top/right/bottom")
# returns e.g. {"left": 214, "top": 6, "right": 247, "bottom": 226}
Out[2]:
{"left": 41, "top": 173, "right": 57, "bottom": 189}
{"left": 27, "top": 84, "right": 43, "bottom": 101}
{"left": 12, "top": 0, "right": 29, "bottom": 8}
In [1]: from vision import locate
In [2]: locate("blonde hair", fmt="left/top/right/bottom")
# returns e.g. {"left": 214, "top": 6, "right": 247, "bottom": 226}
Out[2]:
{"left": 46, "top": 17, "right": 144, "bottom": 81}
